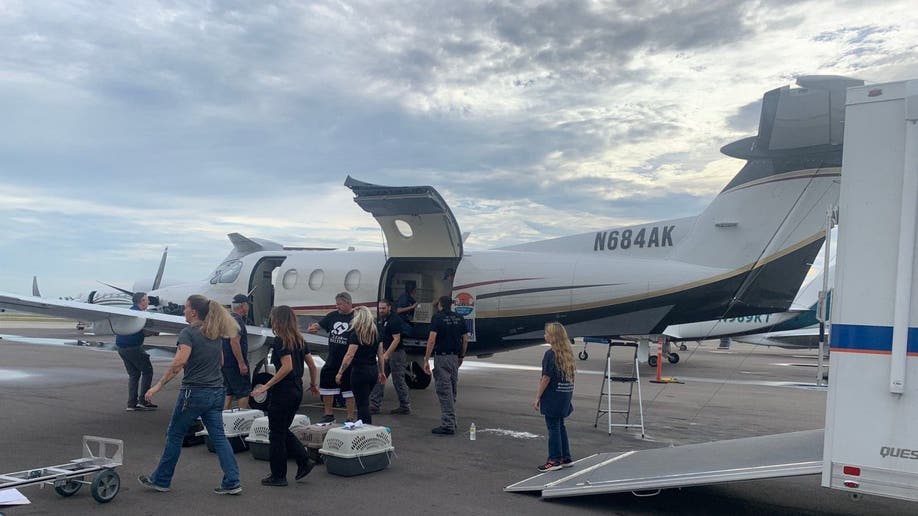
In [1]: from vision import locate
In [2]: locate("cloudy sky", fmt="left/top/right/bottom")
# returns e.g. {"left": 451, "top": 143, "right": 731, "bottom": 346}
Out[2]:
{"left": 1, "top": 0, "right": 916, "bottom": 297}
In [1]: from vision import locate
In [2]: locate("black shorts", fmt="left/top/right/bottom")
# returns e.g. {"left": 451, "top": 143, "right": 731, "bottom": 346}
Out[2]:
{"left": 319, "top": 362, "right": 353, "bottom": 397}
{"left": 222, "top": 367, "right": 252, "bottom": 398}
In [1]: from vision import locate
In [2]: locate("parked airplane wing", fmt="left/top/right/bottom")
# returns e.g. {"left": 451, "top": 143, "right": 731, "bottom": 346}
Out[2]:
{"left": 0, "top": 291, "right": 332, "bottom": 354}
{"left": 733, "top": 326, "right": 821, "bottom": 349}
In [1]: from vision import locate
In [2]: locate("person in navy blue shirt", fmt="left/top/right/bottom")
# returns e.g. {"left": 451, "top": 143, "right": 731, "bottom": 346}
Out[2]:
{"left": 116, "top": 292, "right": 156, "bottom": 411}
{"left": 396, "top": 284, "right": 418, "bottom": 337}
{"left": 534, "top": 322, "right": 575, "bottom": 472}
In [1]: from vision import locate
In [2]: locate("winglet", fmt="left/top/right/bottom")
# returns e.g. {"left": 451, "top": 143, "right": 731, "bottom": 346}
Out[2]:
{"left": 32, "top": 276, "right": 41, "bottom": 297}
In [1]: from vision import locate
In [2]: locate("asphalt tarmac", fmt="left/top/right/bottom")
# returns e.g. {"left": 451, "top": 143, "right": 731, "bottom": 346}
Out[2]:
{"left": 0, "top": 321, "right": 915, "bottom": 515}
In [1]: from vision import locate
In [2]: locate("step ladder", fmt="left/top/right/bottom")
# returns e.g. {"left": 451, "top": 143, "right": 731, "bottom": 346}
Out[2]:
{"left": 593, "top": 339, "right": 645, "bottom": 437}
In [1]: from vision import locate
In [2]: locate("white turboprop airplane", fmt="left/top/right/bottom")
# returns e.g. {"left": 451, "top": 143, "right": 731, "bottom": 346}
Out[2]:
{"left": 0, "top": 75, "right": 857, "bottom": 389}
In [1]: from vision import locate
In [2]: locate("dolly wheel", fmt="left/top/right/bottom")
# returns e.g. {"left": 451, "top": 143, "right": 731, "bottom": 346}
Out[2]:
{"left": 54, "top": 478, "right": 83, "bottom": 497}
{"left": 578, "top": 350, "right": 588, "bottom": 361}
{"left": 648, "top": 355, "right": 658, "bottom": 367}
{"left": 90, "top": 469, "right": 120, "bottom": 503}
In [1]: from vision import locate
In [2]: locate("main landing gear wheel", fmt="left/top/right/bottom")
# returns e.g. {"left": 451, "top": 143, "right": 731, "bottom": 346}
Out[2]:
{"left": 53, "top": 478, "right": 83, "bottom": 497}
{"left": 90, "top": 469, "right": 120, "bottom": 503}
{"left": 578, "top": 350, "right": 589, "bottom": 360}
{"left": 667, "top": 353, "right": 680, "bottom": 364}
{"left": 250, "top": 372, "right": 274, "bottom": 410}
{"left": 405, "top": 362, "right": 431, "bottom": 390}
{"left": 648, "top": 355, "right": 658, "bottom": 367}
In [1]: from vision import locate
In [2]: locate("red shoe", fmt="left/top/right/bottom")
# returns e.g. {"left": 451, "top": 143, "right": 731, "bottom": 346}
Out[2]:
{"left": 537, "top": 461, "right": 562, "bottom": 472}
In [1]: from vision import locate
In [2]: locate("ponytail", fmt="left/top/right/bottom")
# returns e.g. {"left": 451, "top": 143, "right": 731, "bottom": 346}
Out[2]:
{"left": 187, "top": 295, "right": 239, "bottom": 340}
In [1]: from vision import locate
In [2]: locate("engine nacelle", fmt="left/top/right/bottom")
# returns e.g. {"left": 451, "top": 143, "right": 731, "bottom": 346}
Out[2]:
{"left": 103, "top": 316, "right": 147, "bottom": 336}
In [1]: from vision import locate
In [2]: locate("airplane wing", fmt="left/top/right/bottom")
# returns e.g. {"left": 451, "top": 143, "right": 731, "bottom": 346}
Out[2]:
{"left": 0, "top": 291, "right": 328, "bottom": 353}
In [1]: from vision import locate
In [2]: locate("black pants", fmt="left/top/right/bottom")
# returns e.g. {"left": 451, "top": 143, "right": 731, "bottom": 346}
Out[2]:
{"left": 350, "top": 365, "right": 379, "bottom": 424}
{"left": 117, "top": 345, "right": 153, "bottom": 408}
{"left": 267, "top": 386, "right": 308, "bottom": 479}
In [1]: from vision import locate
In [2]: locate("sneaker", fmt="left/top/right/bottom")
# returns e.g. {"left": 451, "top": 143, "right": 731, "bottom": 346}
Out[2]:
{"left": 560, "top": 458, "right": 574, "bottom": 468}
{"left": 214, "top": 484, "right": 242, "bottom": 495}
{"left": 389, "top": 406, "right": 411, "bottom": 415}
{"left": 537, "top": 461, "right": 562, "bottom": 472}
{"left": 125, "top": 406, "right": 137, "bottom": 412}
{"left": 431, "top": 426, "right": 455, "bottom": 435}
{"left": 133, "top": 403, "right": 151, "bottom": 411}
{"left": 260, "top": 476, "right": 287, "bottom": 487}
{"left": 140, "top": 401, "right": 158, "bottom": 409}
{"left": 138, "top": 475, "right": 170, "bottom": 492}
{"left": 318, "top": 414, "right": 336, "bottom": 424}
{"left": 295, "top": 459, "right": 313, "bottom": 481}
{"left": 370, "top": 407, "right": 381, "bottom": 414}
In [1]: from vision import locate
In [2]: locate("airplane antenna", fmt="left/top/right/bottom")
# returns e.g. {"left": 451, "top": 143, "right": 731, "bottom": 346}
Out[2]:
{"left": 152, "top": 247, "right": 168, "bottom": 291}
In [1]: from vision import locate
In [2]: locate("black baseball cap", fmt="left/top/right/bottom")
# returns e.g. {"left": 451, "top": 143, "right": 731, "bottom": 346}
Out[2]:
{"left": 232, "top": 294, "right": 249, "bottom": 304}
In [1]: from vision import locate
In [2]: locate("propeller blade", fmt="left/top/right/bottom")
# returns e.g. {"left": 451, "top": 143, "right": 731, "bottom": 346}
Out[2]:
{"left": 152, "top": 246, "right": 168, "bottom": 291}
{"left": 97, "top": 281, "right": 134, "bottom": 296}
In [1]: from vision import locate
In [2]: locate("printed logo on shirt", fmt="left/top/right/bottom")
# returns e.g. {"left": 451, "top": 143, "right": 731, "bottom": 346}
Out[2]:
{"left": 331, "top": 322, "right": 350, "bottom": 336}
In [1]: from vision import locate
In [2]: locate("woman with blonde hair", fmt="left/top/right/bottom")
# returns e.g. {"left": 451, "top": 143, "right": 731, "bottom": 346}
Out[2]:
{"left": 139, "top": 295, "right": 243, "bottom": 495}
{"left": 336, "top": 306, "right": 386, "bottom": 424}
{"left": 251, "top": 305, "right": 319, "bottom": 486}
{"left": 533, "top": 322, "right": 575, "bottom": 472}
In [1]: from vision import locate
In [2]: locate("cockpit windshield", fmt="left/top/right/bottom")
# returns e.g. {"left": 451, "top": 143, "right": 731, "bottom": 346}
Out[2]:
{"left": 210, "top": 260, "right": 243, "bottom": 284}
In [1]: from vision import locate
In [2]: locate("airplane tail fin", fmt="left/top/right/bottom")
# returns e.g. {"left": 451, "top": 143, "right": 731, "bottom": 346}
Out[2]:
{"left": 32, "top": 276, "right": 41, "bottom": 297}
{"left": 667, "top": 76, "right": 860, "bottom": 315}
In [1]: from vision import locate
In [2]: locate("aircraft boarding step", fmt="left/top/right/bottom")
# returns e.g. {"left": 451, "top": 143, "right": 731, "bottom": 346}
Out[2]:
{"left": 592, "top": 340, "right": 644, "bottom": 437}
{"left": 505, "top": 429, "right": 823, "bottom": 499}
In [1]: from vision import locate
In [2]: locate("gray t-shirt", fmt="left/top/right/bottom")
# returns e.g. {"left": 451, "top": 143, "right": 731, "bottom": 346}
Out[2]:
{"left": 178, "top": 326, "right": 224, "bottom": 388}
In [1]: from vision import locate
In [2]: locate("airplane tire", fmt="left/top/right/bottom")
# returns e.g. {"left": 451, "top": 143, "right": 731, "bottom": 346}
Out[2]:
{"left": 648, "top": 355, "right": 658, "bottom": 367}
{"left": 578, "top": 351, "right": 588, "bottom": 361}
{"left": 249, "top": 372, "right": 273, "bottom": 410}
{"left": 667, "top": 353, "right": 680, "bottom": 364}
{"left": 405, "top": 362, "right": 431, "bottom": 390}
{"left": 679, "top": 344, "right": 688, "bottom": 351}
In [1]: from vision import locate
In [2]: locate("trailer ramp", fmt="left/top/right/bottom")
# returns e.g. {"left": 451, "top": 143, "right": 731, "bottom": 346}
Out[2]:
{"left": 505, "top": 429, "right": 823, "bottom": 499}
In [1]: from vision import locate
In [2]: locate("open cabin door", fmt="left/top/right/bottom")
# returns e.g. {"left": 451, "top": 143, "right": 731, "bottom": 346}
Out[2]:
{"left": 345, "top": 176, "right": 463, "bottom": 346}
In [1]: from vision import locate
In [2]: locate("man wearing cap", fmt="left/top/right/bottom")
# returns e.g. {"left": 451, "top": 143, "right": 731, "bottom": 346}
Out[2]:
{"left": 223, "top": 294, "right": 251, "bottom": 409}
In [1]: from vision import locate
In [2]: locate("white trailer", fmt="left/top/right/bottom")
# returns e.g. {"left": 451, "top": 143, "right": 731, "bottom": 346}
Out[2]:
{"left": 822, "top": 79, "right": 918, "bottom": 502}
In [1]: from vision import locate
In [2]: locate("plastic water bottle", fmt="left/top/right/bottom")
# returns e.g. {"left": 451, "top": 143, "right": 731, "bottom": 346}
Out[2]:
{"left": 469, "top": 422, "right": 477, "bottom": 441}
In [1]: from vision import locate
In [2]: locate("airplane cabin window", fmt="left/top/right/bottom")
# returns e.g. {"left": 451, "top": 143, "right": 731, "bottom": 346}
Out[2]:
{"left": 282, "top": 269, "right": 298, "bottom": 290}
{"left": 308, "top": 269, "right": 324, "bottom": 290}
{"left": 394, "top": 219, "right": 413, "bottom": 238}
{"left": 345, "top": 269, "right": 361, "bottom": 292}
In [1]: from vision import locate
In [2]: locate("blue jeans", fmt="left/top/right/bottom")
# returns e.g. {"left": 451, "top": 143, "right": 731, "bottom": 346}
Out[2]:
{"left": 544, "top": 415, "right": 571, "bottom": 463}
{"left": 150, "top": 387, "right": 240, "bottom": 489}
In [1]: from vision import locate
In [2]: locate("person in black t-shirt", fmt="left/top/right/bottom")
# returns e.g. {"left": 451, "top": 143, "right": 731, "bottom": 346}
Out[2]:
{"left": 369, "top": 299, "right": 411, "bottom": 414}
{"left": 534, "top": 322, "right": 575, "bottom": 472}
{"left": 336, "top": 306, "right": 386, "bottom": 424}
{"left": 250, "top": 306, "right": 319, "bottom": 487}
{"left": 396, "top": 285, "right": 418, "bottom": 337}
{"left": 222, "top": 294, "right": 251, "bottom": 409}
{"left": 424, "top": 295, "right": 468, "bottom": 435}
{"left": 307, "top": 292, "right": 356, "bottom": 424}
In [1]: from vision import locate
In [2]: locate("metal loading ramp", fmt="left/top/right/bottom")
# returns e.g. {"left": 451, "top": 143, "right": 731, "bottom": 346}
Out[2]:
{"left": 505, "top": 429, "right": 823, "bottom": 499}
